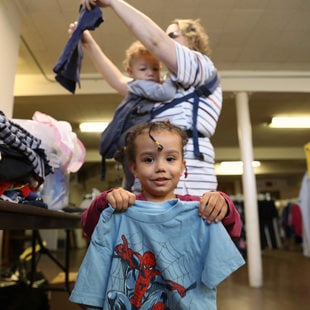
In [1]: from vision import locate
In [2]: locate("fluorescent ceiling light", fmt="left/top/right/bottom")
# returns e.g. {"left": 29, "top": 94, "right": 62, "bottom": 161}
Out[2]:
{"left": 215, "top": 161, "right": 261, "bottom": 175}
{"left": 79, "top": 122, "right": 109, "bottom": 133}
{"left": 269, "top": 117, "right": 310, "bottom": 128}
{"left": 219, "top": 161, "right": 261, "bottom": 168}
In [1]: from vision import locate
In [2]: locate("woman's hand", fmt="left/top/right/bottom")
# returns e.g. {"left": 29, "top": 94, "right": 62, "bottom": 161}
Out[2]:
{"left": 82, "top": 0, "right": 112, "bottom": 10}
{"left": 107, "top": 188, "right": 136, "bottom": 211}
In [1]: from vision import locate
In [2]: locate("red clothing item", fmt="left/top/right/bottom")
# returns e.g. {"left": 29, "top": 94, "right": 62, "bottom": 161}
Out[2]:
{"left": 81, "top": 191, "right": 241, "bottom": 240}
{"left": 291, "top": 203, "right": 303, "bottom": 238}
{"left": 0, "top": 181, "right": 13, "bottom": 195}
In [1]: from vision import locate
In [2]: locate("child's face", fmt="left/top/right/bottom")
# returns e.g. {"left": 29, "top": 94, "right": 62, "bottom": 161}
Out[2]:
{"left": 130, "top": 130, "right": 186, "bottom": 202}
{"left": 127, "top": 54, "right": 161, "bottom": 82}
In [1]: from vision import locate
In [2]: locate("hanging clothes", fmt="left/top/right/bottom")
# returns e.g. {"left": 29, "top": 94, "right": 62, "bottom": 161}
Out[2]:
{"left": 258, "top": 199, "right": 279, "bottom": 249}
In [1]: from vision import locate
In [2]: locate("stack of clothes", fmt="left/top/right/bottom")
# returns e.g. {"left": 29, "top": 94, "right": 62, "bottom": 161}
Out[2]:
{"left": 0, "top": 111, "right": 53, "bottom": 207}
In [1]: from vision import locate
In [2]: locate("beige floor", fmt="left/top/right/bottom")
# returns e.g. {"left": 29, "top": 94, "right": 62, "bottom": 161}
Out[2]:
{"left": 38, "top": 246, "right": 310, "bottom": 310}
{"left": 218, "top": 249, "right": 310, "bottom": 310}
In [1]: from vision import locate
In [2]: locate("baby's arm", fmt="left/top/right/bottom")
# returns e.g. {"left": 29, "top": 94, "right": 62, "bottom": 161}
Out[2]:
{"left": 128, "top": 77, "right": 177, "bottom": 102}
{"left": 68, "top": 21, "right": 130, "bottom": 96}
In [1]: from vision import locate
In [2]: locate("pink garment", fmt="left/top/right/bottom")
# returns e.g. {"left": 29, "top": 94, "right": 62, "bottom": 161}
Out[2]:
{"left": 32, "top": 111, "right": 85, "bottom": 173}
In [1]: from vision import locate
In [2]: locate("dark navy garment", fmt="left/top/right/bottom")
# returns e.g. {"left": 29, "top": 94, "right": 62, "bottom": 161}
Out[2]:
{"left": 53, "top": 6, "right": 104, "bottom": 93}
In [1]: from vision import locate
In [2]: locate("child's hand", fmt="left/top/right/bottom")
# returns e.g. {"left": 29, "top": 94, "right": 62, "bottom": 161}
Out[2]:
{"left": 68, "top": 21, "right": 77, "bottom": 37}
{"left": 198, "top": 192, "right": 228, "bottom": 224}
{"left": 68, "top": 21, "right": 92, "bottom": 46}
{"left": 107, "top": 188, "right": 136, "bottom": 211}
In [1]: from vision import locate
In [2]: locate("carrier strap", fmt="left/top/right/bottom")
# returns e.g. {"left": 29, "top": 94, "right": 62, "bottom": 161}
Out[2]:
{"left": 151, "top": 72, "right": 220, "bottom": 159}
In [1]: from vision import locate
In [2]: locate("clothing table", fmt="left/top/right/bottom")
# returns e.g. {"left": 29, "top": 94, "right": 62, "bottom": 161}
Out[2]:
{"left": 0, "top": 200, "right": 81, "bottom": 292}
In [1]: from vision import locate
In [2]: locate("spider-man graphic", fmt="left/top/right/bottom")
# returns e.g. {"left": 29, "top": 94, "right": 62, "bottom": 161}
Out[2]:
{"left": 107, "top": 235, "right": 195, "bottom": 310}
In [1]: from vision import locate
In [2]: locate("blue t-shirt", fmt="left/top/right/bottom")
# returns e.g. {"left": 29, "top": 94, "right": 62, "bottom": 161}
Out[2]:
{"left": 70, "top": 199, "right": 245, "bottom": 309}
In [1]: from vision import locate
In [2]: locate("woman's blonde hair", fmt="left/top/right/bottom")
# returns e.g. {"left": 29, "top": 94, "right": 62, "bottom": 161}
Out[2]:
{"left": 122, "top": 41, "right": 159, "bottom": 71}
{"left": 171, "top": 19, "right": 211, "bottom": 56}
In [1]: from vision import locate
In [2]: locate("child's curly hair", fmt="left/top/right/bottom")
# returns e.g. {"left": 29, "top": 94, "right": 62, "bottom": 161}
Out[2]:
{"left": 122, "top": 41, "right": 160, "bottom": 72}
{"left": 122, "top": 121, "right": 188, "bottom": 164}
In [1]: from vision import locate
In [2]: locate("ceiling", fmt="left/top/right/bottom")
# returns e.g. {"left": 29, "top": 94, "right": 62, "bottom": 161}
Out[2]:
{"left": 11, "top": 0, "right": 310, "bottom": 181}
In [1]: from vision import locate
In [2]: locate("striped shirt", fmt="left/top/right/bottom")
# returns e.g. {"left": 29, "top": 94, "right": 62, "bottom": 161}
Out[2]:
{"left": 153, "top": 43, "right": 223, "bottom": 196}
{"left": 0, "top": 113, "right": 52, "bottom": 184}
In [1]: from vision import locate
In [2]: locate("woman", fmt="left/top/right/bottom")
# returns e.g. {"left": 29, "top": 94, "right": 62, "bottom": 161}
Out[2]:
{"left": 82, "top": 0, "right": 223, "bottom": 196}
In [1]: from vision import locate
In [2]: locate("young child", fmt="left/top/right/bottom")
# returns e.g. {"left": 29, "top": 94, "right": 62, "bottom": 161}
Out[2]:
{"left": 82, "top": 121, "right": 241, "bottom": 240}
{"left": 96, "top": 40, "right": 178, "bottom": 186}
{"left": 70, "top": 121, "right": 245, "bottom": 309}
{"left": 122, "top": 41, "right": 176, "bottom": 101}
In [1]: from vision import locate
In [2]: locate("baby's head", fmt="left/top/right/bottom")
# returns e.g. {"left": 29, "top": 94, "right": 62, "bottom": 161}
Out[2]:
{"left": 123, "top": 41, "right": 161, "bottom": 82}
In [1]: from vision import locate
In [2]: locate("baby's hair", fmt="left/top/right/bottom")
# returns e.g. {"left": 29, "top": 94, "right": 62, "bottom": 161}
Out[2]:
{"left": 123, "top": 40, "right": 160, "bottom": 72}
{"left": 171, "top": 19, "right": 211, "bottom": 56}
{"left": 124, "top": 121, "right": 188, "bottom": 164}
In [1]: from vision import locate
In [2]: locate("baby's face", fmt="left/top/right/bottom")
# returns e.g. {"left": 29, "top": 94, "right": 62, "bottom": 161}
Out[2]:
{"left": 129, "top": 55, "right": 161, "bottom": 82}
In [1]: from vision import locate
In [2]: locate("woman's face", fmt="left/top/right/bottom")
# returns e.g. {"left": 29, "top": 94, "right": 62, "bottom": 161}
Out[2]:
{"left": 166, "top": 24, "right": 189, "bottom": 48}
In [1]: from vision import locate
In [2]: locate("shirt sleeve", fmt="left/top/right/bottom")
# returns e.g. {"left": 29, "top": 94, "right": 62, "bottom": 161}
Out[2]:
{"left": 174, "top": 42, "right": 217, "bottom": 89}
{"left": 202, "top": 222, "right": 245, "bottom": 288}
{"left": 81, "top": 189, "right": 113, "bottom": 239}
{"left": 219, "top": 191, "right": 242, "bottom": 239}
{"left": 128, "top": 78, "right": 177, "bottom": 101}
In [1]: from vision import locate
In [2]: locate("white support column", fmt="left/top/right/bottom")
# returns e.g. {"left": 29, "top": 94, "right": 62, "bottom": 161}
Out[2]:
{"left": 235, "top": 91, "right": 263, "bottom": 287}
{"left": 0, "top": 0, "right": 20, "bottom": 117}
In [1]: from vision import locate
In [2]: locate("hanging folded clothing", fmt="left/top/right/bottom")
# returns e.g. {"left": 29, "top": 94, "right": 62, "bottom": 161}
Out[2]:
{"left": 53, "top": 5, "right": 104, "bottom": 93}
